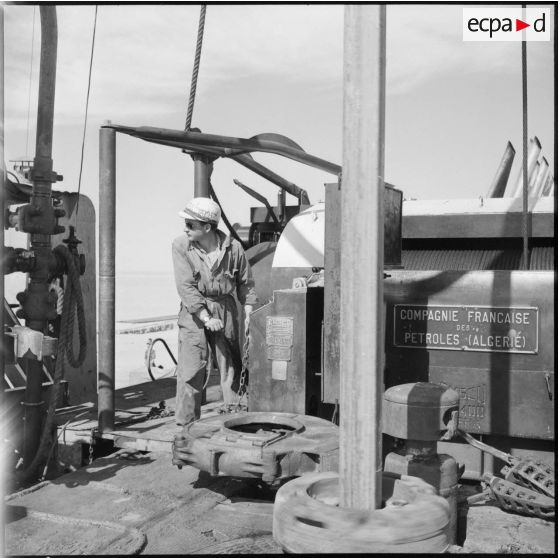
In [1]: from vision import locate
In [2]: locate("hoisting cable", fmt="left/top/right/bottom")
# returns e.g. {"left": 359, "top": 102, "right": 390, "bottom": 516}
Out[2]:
{"left": 25, "top": 6, "right": 37, "bottom": 157}
{"left": 74, "top": 5, "right": 98, "bottom": 226}
{"left": 185, "top": 4, "right": 207, "bottom": 131}
{"left": 209, "top": 181, "right": 248, "bottom": 249}
{"left": 16, "top": 246, "right": 87, "bottom": 482}
{"left": 520, "top": 4, "right": 529, "bottom": 270}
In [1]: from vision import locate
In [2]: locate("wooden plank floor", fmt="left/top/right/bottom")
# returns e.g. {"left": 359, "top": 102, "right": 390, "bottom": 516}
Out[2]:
{"left": 55, "top": 377, "right": 223, "bottom": 452}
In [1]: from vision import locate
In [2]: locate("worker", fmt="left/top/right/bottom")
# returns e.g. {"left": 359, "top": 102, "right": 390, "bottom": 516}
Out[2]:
{"left": 172, "top": 197, "right": 257, "bottom": 428}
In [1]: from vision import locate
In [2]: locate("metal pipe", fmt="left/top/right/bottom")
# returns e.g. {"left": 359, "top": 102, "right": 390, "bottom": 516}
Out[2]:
{"left": 105, "top": 124, "right": 341, "bottom": 176}
{"left": 98, "top": 126, "right": 116, "bottom": 432}
{"left": 504, "top": 136, "right": 541, "bottom": 197}
{"left": 23, "top": 6, "right": 58, "bottom": 465}
{"left": 193, "top": 154, "right": 211, "bottom": 197}
{"left": 277, "top": 188, "right": 286, "bottom": 225}
{"left": 530, "top": 157, "right": 549, "bottom": 198}
{"left": 340, "top": 4, "right": 386, "bottom": 511}
{"left": 528, "top": 161, "right": 540, "bottom": 188}
{"left": 137, "top": 137, "right": 311, "bottom": 204}
{"left": 485, "top": 142, "right": 515, "bottom": 198}
{"left": 232, "top": 153, "right": 310, "bottom": 205}
{"left": 233, "top": 178, "right": 280, "bottom": 226}
{"left": 542, "top": 173, "right": 554, "bottom": 196}
{"left": 0, "top": 11, "right": 5, "bottom": 475}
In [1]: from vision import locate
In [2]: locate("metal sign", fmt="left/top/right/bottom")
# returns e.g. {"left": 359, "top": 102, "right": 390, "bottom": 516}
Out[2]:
{"left": 266, "top": 316, "right": 294, "bottom": 361}
{"left": 394, "top": 304, "right": 539, "bottom": 354}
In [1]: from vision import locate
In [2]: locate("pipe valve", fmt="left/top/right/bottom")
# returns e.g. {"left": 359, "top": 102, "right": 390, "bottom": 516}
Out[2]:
{"left": 12, "top": 203, "right": 66, "bottom": 235}
{"left": 3, "top": 247, "right": 36, "bottom": 274}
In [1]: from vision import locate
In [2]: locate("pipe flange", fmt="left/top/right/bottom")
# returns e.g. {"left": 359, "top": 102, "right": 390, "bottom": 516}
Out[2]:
{"left": 273, "top": 471, "right": 450, "bottom": 553}
{"left": 172, "top": 411, "right": 339, "bottom": 483}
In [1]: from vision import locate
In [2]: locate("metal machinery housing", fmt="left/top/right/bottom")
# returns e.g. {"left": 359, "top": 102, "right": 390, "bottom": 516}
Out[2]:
{"left": 247, "top": 193, "right": 554, "bottom": 480}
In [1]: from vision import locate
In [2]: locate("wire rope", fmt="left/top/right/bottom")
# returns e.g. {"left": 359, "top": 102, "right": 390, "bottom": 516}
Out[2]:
{"left": 74, "top": 5, "right": 98, "bottom": 226}
{"left": 521, "top": 5, "right": 529, "bottom": 270}
{"left": 185, "top": 4, "right": 207, "bottom": 131}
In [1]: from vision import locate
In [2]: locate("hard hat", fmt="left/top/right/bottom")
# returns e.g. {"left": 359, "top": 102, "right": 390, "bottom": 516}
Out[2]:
{"left": 178, "top": 197, "right": 221, "bottom": 225}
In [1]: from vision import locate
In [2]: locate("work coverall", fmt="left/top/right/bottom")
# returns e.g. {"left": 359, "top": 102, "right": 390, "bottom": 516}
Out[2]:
{"left": 172, "top": 230, "right": 258, "bottom": 425}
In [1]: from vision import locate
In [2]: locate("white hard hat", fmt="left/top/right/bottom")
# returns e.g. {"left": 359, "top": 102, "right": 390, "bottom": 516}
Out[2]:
{"left": 178, "top": 197, "right": 221, "bottom": 225}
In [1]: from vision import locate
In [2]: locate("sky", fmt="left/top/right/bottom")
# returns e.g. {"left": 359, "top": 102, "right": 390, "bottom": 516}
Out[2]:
{"left": 3, "top": 3, "right": 555, "bottom": 275}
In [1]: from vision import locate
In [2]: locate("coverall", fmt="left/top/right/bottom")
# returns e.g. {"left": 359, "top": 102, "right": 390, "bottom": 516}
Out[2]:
{"left": 172, "top": 230, "right": 258, "bottom": 425}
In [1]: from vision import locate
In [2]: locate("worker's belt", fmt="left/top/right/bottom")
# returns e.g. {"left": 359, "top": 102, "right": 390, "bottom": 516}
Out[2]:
{"left": 204, "top": 294, "right": 234, "bottom": 303}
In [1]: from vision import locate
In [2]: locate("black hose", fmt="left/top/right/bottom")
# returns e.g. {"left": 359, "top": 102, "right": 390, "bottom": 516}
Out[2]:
{"left": 209, "top": 181, "right": 248, "bottom": 249}
{"left": 16, "top": 245, "right": 87, "bottom": 482}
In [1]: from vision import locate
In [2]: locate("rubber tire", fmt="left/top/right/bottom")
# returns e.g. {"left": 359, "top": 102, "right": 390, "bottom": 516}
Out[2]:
{"left": 273, "top": 471, "right": 450, "bottom": 553}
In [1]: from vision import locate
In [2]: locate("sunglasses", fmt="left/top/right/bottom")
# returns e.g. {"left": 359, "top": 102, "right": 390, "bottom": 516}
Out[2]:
{"left": 184, "top": 220, "right": 205, "bottom": 231}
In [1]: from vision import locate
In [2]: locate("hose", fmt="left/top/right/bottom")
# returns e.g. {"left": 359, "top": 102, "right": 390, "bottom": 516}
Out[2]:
{"left": 16, "top": 245, "right": 87, "bottom": 482}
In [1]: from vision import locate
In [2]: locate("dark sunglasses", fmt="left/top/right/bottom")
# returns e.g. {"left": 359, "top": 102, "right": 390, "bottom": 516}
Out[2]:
{"left": 184, "top": 220, "right": 205, "bottom": 230}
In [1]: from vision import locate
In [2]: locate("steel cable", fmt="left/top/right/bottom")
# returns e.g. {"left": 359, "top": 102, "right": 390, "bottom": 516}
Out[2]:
{"left": 521, "top": 5, "right": 529, "bottom": 270}
{"left": 185, "top": 5, "right": 207, "bottom": 131}
{"left": 74, "top": 5, "right": 98, "bottom": 225}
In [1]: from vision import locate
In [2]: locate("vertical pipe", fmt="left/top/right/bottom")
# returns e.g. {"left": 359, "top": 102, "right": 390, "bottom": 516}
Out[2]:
{"left": 530, "top": 157, "right": 548, "bottom": 198}
{"left": 485, "top": 142, "right": 515, "bottom": 198}
{"left": 0, "top": 9, "right": 5, "bottom": 520}
{"left": 98, "top": 126, "right": 116, "bottom": 432}
{"left": 340, "top": 4, "right": 386, "bottom": 511}
{"left": 24, "top": 6, "right": 57, "bottom": 465}
{"left": 277, "top": 188, "right": 286, "bottom": 224}
{"left": 193, "top": 155, "right": 211, "bottom": 197}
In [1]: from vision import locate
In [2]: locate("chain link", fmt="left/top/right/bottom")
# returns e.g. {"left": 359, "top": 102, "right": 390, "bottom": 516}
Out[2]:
{"left": 88, "top": 428, "right": 95, "bottom": 465}
{"left": 234, "top": 328, "right": 250, "bottom": 411}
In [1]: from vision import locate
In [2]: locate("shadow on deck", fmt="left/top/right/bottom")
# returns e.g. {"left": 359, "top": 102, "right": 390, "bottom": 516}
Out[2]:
{"left": 55, "top": 376, "right": 222, "bottom": 452}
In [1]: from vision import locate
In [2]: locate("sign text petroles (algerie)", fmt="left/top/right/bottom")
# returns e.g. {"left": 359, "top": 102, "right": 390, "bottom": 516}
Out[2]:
{"left": 394, "top": 304, "right": 538, "bottom": 354}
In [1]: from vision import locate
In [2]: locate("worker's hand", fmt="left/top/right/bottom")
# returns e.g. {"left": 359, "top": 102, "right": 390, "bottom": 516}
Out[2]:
{"left": 205, "top": 317, "right": 224, "bottom": 332}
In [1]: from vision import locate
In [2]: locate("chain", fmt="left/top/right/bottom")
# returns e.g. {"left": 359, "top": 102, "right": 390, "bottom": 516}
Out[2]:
{"left": 234, "top": 329, "right": 250, "bottom": 411}
{"left": 88, "top": 428, "right": 95, "bottom": 465}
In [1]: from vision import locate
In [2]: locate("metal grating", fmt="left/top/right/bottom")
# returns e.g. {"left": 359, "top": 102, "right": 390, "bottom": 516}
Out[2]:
{"left": 402, "top": 248, "right": 553, "bottom": 271}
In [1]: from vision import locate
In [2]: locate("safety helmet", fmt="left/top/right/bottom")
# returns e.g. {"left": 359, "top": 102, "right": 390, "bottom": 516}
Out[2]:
{"left": 178, "top": 197, "right": 221, "bottom": 225}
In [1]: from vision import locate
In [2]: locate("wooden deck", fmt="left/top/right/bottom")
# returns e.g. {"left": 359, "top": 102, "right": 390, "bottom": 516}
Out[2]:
{"left": 54, "top": 377, "right": 223, "bottom": 452}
